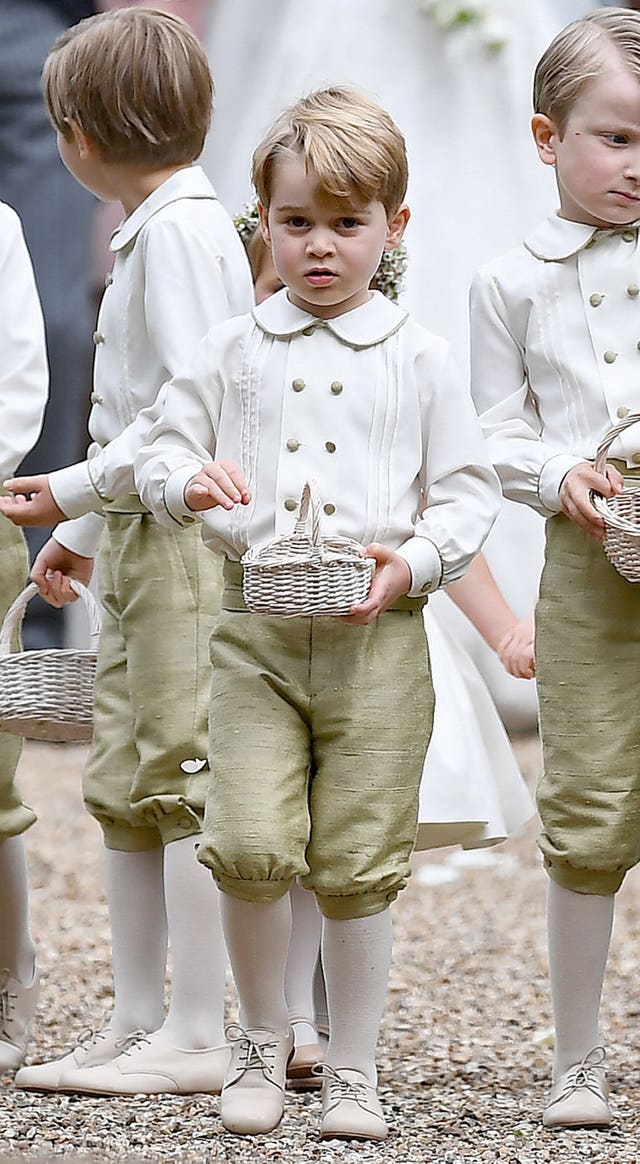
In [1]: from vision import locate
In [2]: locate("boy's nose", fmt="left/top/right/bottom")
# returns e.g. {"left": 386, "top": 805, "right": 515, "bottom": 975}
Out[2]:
{"left": 307, "top": 229, "right": 335, "bottom": 257}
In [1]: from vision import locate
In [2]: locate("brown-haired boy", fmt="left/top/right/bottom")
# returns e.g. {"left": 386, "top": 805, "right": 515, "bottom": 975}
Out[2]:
{"left": 0, "top": 6, "right": 253, "bottom": 1096}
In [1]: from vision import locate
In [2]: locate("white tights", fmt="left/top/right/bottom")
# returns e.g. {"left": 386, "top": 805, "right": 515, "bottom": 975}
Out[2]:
{"left": 104, "top": 836, "right": 227, "bottom": 1046}
{"left": 222, "top": 892, "right": 392, "bottom": 1084}
{"left": 547, "top": 880, "right": 615, "bottom": 1078}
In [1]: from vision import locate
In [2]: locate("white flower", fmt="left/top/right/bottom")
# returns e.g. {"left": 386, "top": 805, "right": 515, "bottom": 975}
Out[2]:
{"left": 418, "top": 0, "right": 509, "bottom": 51}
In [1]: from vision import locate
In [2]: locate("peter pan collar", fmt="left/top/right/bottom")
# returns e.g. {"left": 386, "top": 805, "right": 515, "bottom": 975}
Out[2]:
{"left": 525, "top": 211, "right": 640, "bottom": 261}
{"left": 252, "top": 289, "right": 409, "bottom": 349}
{"left": 110, "top": 166, "right": 218, "bottom": 252}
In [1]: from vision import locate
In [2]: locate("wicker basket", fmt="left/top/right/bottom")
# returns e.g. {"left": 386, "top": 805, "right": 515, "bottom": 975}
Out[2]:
{"left": 591, "top": 412, "right": 640, "bottom": 582}
{"left": 0, "top": 580, "right": 101, "bottom": 742}
{"left": 241, "top": 480, "right": 375, "bottom": 616}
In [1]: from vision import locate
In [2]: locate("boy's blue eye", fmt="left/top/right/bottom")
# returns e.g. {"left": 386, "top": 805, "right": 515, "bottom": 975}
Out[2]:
{"left": 608, "top": 133, "right": 629, "bottom": 145}
{"left": 288, "top": 216, "right": 307, "bottom": 228}
{"left": 340, "top": 218, "right": 359, "bottom": 229}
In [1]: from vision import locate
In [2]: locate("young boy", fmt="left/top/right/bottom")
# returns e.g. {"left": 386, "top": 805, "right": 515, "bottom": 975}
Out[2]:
{"left": 134, "top": 86, "right": 500, "bottom": 1141}
{"left": 0, "top": 202, "right": 48, "bottom": 1072}
{"left": 469, "top": 6, "right": 640, "bottom": 1131}
{"left": 0, "top": 8, "right": 253, "bottom": 1094}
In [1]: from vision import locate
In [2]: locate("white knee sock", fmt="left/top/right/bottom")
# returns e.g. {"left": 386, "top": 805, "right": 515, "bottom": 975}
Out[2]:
{"left": 104, "top": 847, "right": 167, "bottom": 1035}
{"left": 285, "top": 881, "right": 322, "bottom": 1046}
{"left": 0, "top": 835, "right": 36, "bottom": 983}
{"left": 221, "top": 893, "right": 291, "bottom": 1035}
{"left": 547, "top": 880, "right": 615, "bottom": 1078}
{"left": 313, "top": 958, "right": 329, "bottom": 1049}
{"left": 322, "top": 908, "right": 393, "bottom": 1085}
{"left": 161, "top": 835, "right": 227, "bottom": 1047}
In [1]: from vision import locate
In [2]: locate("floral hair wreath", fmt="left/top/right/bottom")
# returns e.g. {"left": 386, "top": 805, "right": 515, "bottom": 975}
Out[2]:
{"left": 233, "top": 198, "right": 408, "bottom": 304}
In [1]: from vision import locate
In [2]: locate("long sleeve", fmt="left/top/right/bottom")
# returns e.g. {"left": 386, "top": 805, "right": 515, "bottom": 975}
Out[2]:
{"left": 0, "top": 205, "right": 48, "bottom": 479}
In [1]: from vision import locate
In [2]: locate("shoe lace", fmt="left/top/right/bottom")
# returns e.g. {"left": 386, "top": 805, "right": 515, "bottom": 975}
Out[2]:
{"left": 114, "top": 1030, "right": 151, "bottom": 1057}
{"left": 226, "top": 1023, "right": 280, "bottom": 1080}
{"left": 552, "top": 1047, "right": 607, "bottom": 1105}
{"left": 314, "top": 1063, "right": 373, "bottom": 1110}
{"left": 0, "top": 969, "right": 16, "bottom": 1034}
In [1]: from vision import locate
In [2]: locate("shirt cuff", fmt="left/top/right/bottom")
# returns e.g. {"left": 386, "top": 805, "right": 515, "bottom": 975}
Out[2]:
{"left": 395, "top": 536, "right": 443, "bottom": 597}
{"left": 53, "top": 512, "right": 105, "bottom": 558}
{"left": 538, "top": 453, "right": 585, "bottom": 513}
{"left": 162, "top": 466, "right": 202, "bottom": 526}
{"left": 49, "top": 462, "right": 103, "bottom": 520}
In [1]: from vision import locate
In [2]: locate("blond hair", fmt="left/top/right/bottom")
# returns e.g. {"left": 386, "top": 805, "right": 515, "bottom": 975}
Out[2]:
{"left": 42, "top": 7, "right": 212, "bottom": 165}
{"left": 534, "top": 7, "right": 640, "bottom": 135}
{"left": 252, "top": 87, "right": 408, "bottom": 214}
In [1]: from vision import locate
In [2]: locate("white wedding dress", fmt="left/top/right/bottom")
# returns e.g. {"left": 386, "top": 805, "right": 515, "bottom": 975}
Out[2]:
{"left": 417, "top": 597, "right": 535, "bottom": 850}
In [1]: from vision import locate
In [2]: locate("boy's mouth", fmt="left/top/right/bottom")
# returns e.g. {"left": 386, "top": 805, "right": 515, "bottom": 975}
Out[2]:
{"left": 305, "top": 268, "right": 336, "bottom": 286}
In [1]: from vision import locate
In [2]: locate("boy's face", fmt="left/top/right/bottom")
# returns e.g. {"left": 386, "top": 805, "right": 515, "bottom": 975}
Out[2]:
{"left": 533, "top": 65, "right": 640, "bottom": 228}
{"left": 259, "top": 154, "right": 408, "bottom": 319}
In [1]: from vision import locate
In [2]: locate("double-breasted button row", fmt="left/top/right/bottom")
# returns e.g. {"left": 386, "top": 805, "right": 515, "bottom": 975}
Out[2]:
{"left": 285, "top": 438, "right": 337, "bottom": 454}
{"left": 283, "top": 498, "right": 337, "bottom": 515}
{"left": 290, "top": 378, "right": 344, "bottom": 395}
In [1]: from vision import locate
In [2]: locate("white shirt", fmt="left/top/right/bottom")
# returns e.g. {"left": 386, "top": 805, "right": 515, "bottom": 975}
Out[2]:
{"left": 470, "top": 213, "right": 640, "bottom": 515}
{"left": 51, "top": 166, "right": 254, "bottom": 558}
{"left": 136, "top": 290, "right": 500, "bottom": 597}
{"left": 0, "top": 203, "right": 48, "bottom": 480}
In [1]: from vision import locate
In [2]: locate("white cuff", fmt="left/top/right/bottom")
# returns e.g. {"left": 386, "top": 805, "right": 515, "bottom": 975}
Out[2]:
{"left": 538, "top": 453, "right": 585, "bottom": 514}
{"left": 53, "top": 513, "right": 105, "bottom": 558}
{"left": 162, "top": 466, "right": 201, "bottom": 526}
{"left": 49, "top": 462, "right": 103, "bottom": 520}
{"left": 395, "top": 536, "right": 443, "bottom": 597}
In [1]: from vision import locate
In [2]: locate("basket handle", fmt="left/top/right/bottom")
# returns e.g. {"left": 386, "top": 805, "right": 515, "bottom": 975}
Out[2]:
{"left": 293, "top": 480, "right": 322, "bottom": 545}
{"left": 593, "top": 412, "right": 640, "bottom": 476}
{"left": 0, "top": 580, "right": 102, "bottom": 655}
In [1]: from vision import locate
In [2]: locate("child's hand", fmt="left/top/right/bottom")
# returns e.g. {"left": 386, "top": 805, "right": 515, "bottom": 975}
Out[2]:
{"left": 31, "top": 538, "right": 94, "bottom": 608}
{"left": 341, "top": 544, "right": 412, "bottom": 625}
{"left": 559, "top": 461, "right": 624, "bottom": 540}
{"left": 497, "top": 614, "right": 536, "bottom": 679}
{"left": 0, "top": 474, "right": 66, "bottom": 526}
{"left": 184, "top": 461, "right": 251, "bottom": 512}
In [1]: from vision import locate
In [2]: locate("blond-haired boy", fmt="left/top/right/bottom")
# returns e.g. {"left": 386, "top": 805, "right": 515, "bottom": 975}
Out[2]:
{"left": 0, "top": 6, "right": 253, "bottom": 1095}
{"left": 136, "top": 86, "right": 500, "bottom": 1141}
{"left": 470, "top": 6, "right": 640, "bottom": 1130}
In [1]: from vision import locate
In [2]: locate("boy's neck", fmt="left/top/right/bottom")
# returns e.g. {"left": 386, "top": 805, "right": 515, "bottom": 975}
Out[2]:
{"left": 115, "top": 162, "right": 194, "bottom": 217}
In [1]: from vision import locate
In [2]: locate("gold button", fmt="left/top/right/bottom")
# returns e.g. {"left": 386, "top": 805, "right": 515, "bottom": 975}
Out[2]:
{"left": 628, "top": 285, "right": 640, "bottom": 298}
{"left": 603, "top": 351, "right": 618, "bottom": 364}
{"left": 330, "top": 381, "right": 343, "bottom": 395}
{"left": 623, "top": 230, "right": 637, "bottom": 242}
{"left": 617, "top": 405, "right": 630, "bottom": 418}
{"left": 323, "top": 503, "right": 336, "bottom": 515}
{"left": 93, "top": 330, "right": 105, "bottom": 344}
{"left": 104, "top": 274, "right": 114, "bottom": 287}
{"left": 302, "top": 326, "right": 315, "bottom": 336}
{"left": 90, "top": 391, "right": 104, "bottom": 405}
{"left": 284, "top": 498, "right": 297, "bottom": 512}
{"left": 292, "top": 378, "right": 305, "bottom": 392}
{"left": 589, "top": 293, "right": 604, "bottom": 307}
{"left": 286, "top": 438, "right": 300, "bottom": 452}
{"left": 633, "top": 453, "right": 640, "bottom": 465}
{"left": 325, "top": 441, "right": 336, "bottom": 453}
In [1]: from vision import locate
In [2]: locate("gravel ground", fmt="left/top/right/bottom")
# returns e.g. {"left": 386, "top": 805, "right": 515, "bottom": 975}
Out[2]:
{"left": 1, "top": 737, "right": 640, "bottom": 1163}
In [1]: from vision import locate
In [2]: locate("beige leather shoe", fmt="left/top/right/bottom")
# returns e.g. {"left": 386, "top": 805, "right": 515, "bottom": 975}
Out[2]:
{"left": 53, "top": 1030, "right": 231, "bottom": 1095}
{"left": 543, "top": 1047, "right": 611, "bottom": 1129}
{"left": 15, "top": 1025, "right": 132, "bottom": 1091}
{"left": 286, "top": 1041, "right": 324, "bottom": 1091}
{"left": 319, "top": 1065, "right": 389, "bottom": 1141}
{"left": 0, "top": 963, "right": 39, "bottom": 1072}
{"left": 221, "top": 1025, "right": 294, "bottom": 1136}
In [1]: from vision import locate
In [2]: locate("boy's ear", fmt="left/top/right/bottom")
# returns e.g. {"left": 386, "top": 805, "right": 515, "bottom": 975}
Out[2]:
{"left": 66, "top": 118, "right": 99, "bottom": 160}
{"left": 384, "top": 203, "right": 410, "bottom": 250}
{"left": 532, "top": 113, "right": 559, "bottom": 166}
{"left": 258, "top": 201, "right": 272, "bottom": 246}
